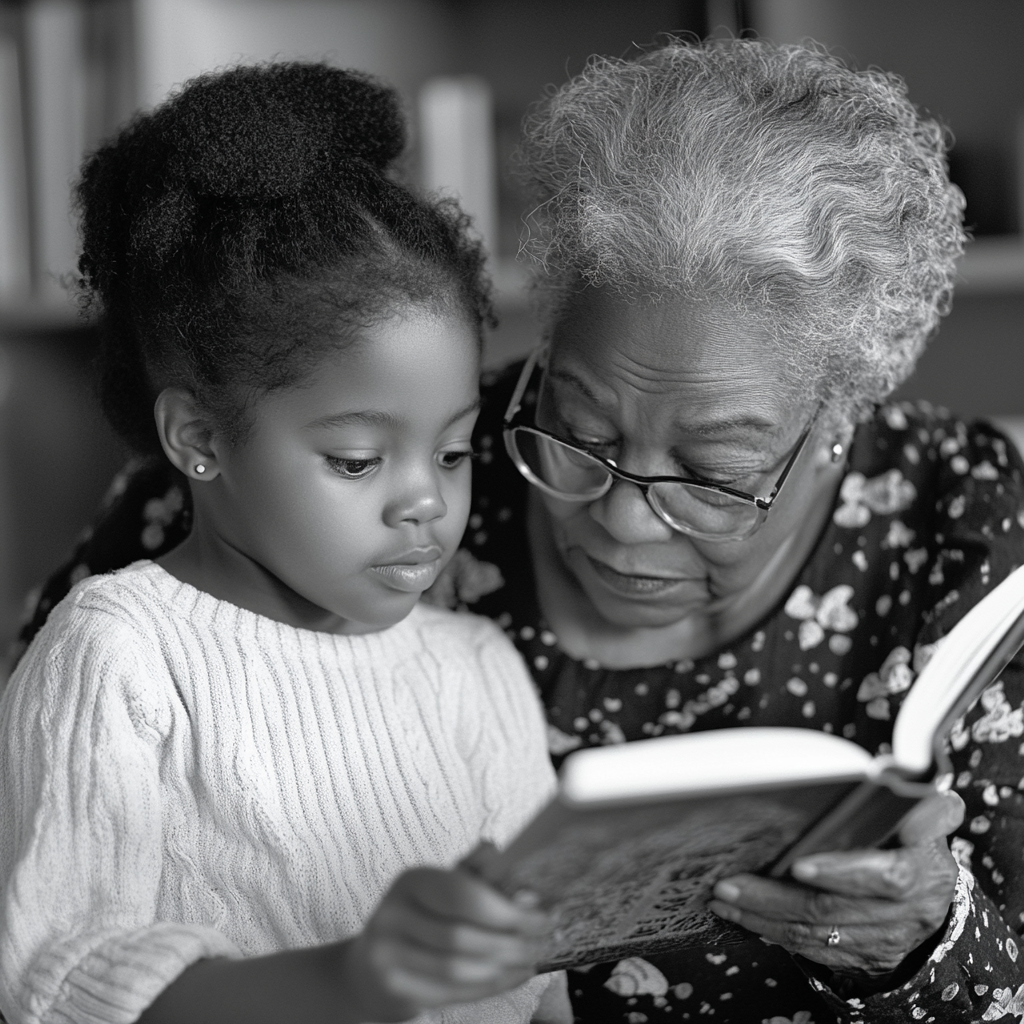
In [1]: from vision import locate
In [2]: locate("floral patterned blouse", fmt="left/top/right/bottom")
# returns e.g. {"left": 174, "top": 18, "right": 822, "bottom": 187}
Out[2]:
{"left": 14, "top": 362, "right": 1024, "bottom": 1024}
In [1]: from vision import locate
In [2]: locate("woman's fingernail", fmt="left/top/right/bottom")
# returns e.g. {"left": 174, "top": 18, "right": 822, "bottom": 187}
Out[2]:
{"left": 710, "top": 900, "right": 741, "bottom": 922}
{"left": 792, "top": 861, "right": 818, "bottom": 881}
{"left": 513, "top": 889, "right": 541, "bottom": 908}
{"left": 714, "top": 881, "right": 741, "bottom": 902}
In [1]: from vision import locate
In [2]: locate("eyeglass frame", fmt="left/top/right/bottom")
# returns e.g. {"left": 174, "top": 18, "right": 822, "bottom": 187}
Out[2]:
{"left": 502, "top": 346, "right": 821, "bottom": 541}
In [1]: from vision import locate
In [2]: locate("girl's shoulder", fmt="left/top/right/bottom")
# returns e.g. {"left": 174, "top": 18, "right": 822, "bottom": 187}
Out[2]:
{"left": 2, "top": 562, "right": 180, "bottom": 736}
{"left": 407, "top": 600, "right": 522, "bottom": 658}
{"left": 48, "top": 559, "right": 183, "bottom": 628}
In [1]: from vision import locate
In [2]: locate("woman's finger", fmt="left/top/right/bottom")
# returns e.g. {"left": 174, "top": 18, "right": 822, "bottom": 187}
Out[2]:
{"left": 789, "top": 842, "right": 959, "bottom": 901}
{"left": 711, "top": 874, "right": 920, "bottom": 926}
{"left": 897, "top": 790, "right": 965, "bottom": 846}
{"left": 708, "top": 904, "right": 934, "bottom": 974}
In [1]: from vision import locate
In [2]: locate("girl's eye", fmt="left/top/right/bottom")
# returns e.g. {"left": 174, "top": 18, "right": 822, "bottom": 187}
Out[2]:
{"left": 326, "top": 456, "right": 382, "bottom": 479}
{"left": 439, "top": 448, "right": 475, "bottom": 470}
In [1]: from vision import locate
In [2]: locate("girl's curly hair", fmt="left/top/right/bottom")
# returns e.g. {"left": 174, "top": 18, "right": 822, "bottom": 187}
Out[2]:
{"left": 77, "top": 61, "right": 493, "bottom": 454}
{"left": 516, "top": 38, "right": 966, "bottom": 423}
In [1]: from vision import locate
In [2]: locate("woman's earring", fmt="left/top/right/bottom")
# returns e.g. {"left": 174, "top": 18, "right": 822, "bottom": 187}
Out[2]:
{"left": 830, "top": 442, "right": 845, "bottom": 463}
{"left": 194, "top": 463, "right": 207, "bottom": 475}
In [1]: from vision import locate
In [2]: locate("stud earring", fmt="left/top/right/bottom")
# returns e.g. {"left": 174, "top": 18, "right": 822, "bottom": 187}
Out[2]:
{"left": 830, "top": 442, "right": 845, "bottom": 463}
{"left": 194, "top": 463, "right": 207, "bottom": 475}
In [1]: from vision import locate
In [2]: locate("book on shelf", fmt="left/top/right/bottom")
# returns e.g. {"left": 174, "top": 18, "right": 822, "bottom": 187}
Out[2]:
{"left": 473, "top": 563, "right": 1024, "bottom": 971}
{"left": 0, "top": 17, "right": 30, "bottom": 300}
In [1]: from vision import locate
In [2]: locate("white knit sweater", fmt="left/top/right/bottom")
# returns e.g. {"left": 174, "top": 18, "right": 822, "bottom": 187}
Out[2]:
{"left": 0, "top": 561, "right": 557, "bottom": 1024}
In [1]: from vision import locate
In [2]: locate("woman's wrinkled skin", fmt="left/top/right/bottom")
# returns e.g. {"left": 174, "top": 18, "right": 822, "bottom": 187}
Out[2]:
{"left": 526, "top": 285, "right": 964, "bottom": 975}
{"left": 528, "top": 287, "right": 845, "bottom": 669}
{"left": 711, "top": 789, "right": 965, "bottom": 975}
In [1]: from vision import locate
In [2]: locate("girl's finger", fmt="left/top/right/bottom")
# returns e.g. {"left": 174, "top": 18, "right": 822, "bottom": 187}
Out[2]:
{"left": 389, "top": 909, "right": 545, "bottom": 968}
{"left": 375, "top": 940, "right": 536, "bottom": 1005}
{"left": 397, "top": 867, "right": 550, "bottom": 935}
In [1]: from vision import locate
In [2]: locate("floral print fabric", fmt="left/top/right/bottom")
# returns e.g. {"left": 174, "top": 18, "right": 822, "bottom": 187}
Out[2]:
{"left": 14, "top": 364, "right": 1024, "bottom": 1024}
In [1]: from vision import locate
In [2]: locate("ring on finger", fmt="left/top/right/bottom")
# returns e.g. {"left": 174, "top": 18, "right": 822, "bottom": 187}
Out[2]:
{"left": 826, "top": 926, "right": 841, "bottom": 947}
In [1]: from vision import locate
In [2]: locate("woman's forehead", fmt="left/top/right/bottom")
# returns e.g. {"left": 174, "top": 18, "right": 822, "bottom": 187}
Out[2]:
{"left": 547, "top": 288, "right": 803, "bottom": 430}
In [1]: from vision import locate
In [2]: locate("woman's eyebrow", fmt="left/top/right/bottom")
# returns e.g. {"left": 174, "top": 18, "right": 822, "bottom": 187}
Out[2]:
{"left": 547, "top": 367, "right": 608, "bottom": 405}
{"left": 550, "top": 367, "right": 777, "bottom": 436}
{"left": 687, "top": 415, "right": 778, "bottom": 438}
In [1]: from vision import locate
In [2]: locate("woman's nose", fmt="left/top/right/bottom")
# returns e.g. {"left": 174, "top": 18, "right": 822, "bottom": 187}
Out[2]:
{"left": 384, "top": 470, "right": 448, "bottom": 527}
{"left": 587, "top": 478, "right": 676, "bottom": 544}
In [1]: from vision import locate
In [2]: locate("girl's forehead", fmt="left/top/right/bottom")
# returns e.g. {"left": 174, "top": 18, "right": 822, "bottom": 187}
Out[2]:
{"left": 261, "top": 306, "right": 480, "bottom": 425}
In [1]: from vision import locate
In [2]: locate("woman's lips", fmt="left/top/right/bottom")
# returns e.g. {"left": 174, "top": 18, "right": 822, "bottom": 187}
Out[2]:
{"left": 368, "top": 550, "right": 443, "bottom": 593}
{"left": 583, "top": 552, "right": 701, "bottom": 597}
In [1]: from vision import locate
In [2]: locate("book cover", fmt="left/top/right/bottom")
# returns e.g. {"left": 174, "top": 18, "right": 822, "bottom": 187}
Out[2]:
{"left": 477, "top": 563, "right": 1024, "bottom": 970}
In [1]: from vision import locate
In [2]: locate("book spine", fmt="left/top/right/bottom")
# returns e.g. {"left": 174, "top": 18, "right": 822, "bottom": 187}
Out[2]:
{"left": 769, "top": 774, "right": 932, "bottom": 877}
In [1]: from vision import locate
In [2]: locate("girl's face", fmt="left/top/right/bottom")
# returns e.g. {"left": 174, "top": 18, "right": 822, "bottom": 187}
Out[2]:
{"left": 194, "top": 304, "right": 480, "bottom": 633}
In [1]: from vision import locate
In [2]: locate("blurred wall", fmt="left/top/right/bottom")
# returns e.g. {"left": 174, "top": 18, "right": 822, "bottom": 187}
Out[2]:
{"left": 2, "top": 0, "right": 1022, "bottom": 654}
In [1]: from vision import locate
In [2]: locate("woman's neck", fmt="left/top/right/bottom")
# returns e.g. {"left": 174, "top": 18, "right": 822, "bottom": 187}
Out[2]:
{"left": 529, "top": 467, "right": 843, "bottom": 670}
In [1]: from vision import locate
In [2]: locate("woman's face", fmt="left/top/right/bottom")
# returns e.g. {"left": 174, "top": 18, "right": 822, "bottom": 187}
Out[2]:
{"left": 537, "top": 287, "right": 837, "bottom": 631}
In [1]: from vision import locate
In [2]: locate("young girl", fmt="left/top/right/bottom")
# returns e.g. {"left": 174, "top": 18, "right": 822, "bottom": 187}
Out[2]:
{"left": 0, "top": 63, "right": 569, "bottom": 1024}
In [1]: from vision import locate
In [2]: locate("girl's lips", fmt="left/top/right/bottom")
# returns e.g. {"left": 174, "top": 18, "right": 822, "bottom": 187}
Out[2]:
{"left": 583, "top": 553, "right": 700, "bottom": 597}
{"left": 368, "top": 559, "right": 442, "bottom": 593}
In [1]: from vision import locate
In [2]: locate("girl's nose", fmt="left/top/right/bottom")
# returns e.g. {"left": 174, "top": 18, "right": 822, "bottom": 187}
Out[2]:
{"left": 384, "top": 472, "right": 448, "bottom": 527}
{"left": 586, "top": 478, "right": 676, "bottom": 545}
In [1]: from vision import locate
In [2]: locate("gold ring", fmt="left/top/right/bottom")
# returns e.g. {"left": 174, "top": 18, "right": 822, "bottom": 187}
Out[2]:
{"left": 826, "top": 926, "right": 841, "bottom": 947}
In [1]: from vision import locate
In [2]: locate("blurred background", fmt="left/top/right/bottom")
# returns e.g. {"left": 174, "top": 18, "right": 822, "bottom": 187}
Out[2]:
{"left": 0, "top": 0, "right": 1021, "bottom": 653}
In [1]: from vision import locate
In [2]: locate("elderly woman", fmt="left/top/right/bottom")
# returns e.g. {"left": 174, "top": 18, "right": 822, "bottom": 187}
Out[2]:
{"left": 16, "top": 39, "right": 1024, "bottom": 1023}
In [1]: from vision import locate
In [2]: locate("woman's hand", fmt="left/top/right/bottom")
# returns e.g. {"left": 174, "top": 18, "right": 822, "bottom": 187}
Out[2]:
{"left": 340, "top": 862, "right": 552, "bottom": 1022}
{"left": 708, "top": 790, "right": 965, "bottom": 977}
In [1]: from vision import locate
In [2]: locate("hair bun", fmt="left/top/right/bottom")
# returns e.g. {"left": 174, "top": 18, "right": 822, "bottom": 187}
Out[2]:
{"left": 161, "top": 62, "right": 405, "bottom": 199}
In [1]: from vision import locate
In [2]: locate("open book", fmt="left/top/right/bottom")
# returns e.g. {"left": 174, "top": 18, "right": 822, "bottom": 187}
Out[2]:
{"left": 475, "top": 564, "right": 1024, "bottom": 971}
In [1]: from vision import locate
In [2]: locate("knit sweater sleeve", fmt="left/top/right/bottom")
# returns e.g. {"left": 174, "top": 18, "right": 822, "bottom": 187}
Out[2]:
{"left": 0, "top": 591, "right": 239, "bottom": 1024}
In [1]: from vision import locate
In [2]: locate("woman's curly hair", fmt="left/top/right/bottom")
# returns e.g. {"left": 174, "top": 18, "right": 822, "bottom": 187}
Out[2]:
{"left": 76, "top": 61, "right": 493, "bottom": 454}
{"left": 516, "top": 38, "right": 966, "bottom": 422}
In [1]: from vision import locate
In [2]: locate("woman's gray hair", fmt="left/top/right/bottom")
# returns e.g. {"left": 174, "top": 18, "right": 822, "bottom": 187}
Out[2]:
{"left": 515, "top": 38, "right": 967, "bottom": 422}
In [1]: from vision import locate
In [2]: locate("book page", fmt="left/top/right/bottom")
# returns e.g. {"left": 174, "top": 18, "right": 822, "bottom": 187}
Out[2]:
{"left": 893, "top": 563, "right": 1024, "bottom": 773}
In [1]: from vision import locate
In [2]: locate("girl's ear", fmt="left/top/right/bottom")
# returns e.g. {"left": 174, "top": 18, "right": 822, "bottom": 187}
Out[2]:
{"left": 154, "top": 388, "right": 221, "bottom": 481}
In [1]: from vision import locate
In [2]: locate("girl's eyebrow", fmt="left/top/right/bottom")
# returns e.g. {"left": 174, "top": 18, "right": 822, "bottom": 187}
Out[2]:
{"left": 307, "top": 397, "right": 481, "bottom": 432}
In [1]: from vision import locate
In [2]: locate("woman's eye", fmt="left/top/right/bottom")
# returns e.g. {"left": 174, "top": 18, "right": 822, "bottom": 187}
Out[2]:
{"left": 439, "top": 448, "right": 475, "bottom": 470}
{"left": 326, "top": 456, "right": 381, "bottom": 479}
{"left": 559, "top": 425, "right": 614, "bottom": 453}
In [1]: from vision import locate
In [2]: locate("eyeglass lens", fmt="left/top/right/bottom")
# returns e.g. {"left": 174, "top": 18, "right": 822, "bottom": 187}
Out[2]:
{"left": 509, "top": 427, "right": 763, "bottom": 537}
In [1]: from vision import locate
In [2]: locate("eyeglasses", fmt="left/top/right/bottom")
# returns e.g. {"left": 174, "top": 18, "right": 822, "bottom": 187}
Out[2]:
{"left": 502, "top": 347, "right": 819, "bottom": 542}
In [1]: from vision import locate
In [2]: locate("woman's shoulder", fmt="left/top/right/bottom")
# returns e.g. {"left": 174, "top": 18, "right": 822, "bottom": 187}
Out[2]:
{"left": 854, "top": 401, "right": 1024, "bottom": 493}
{"left": 841, "top": 400, "right": 1024, "bottom": 637}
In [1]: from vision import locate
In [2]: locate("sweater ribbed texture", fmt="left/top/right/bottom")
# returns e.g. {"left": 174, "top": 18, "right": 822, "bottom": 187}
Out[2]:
{"left": 0, "top": 561, "right": 556, "bottom": 1024}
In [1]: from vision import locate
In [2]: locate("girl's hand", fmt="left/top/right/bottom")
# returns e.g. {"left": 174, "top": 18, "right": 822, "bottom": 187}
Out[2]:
{"left": 708, "top": 790, "right": 964, "bottom": 977}
{"left": 341, "top": 865, "right": 553, "bottom": 1022}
